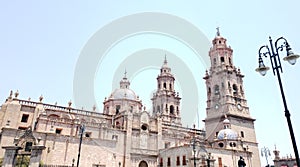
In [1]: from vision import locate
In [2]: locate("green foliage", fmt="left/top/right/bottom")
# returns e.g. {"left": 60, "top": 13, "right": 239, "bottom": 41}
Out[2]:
{"left": 0, "top": 157, "right": 3, "bottom": 166}
{"left": 16, "top": 155, "right": 30, "bottom": 167}
{"left": 39, "top": 160, "right": 44, "bottom": 167}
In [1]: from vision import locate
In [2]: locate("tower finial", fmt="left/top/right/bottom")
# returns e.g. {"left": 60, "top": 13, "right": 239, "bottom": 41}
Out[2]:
{"left": 164, "top": 54, "right": 167, "bottom": 64}
{"left": 120, "top": 68, "right": 130, "bottom": 89}
{"left": 216, "top": 27, "right": 220, "bottom": 36}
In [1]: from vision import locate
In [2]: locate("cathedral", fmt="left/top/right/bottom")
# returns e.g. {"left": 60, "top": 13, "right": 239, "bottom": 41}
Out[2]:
{"left": 0, "top": 31, "right": 261, "bottom": 167}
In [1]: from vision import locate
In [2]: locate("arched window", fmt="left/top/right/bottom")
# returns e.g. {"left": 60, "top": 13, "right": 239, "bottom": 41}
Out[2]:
{"left": 208, "top": 87, "right": 211, "bottom": 95}
{"left": 233, "top": 84, "right": 238, "bottom": 95}
{"left": 229, "top": 142, "right": 236, "bottom": 147}
{"left": 116, "top": 121, "right": 120, "bottom": 128}
{"left": 169, "top": 83, "right": 172, "bottom": 90}
{"left": 221, "top": 57, "right": 225, "bottom": 63}
{"left": 163, "top": 82, "right": 166, "bottom": 89}
{"left": 170, "top": 105, "right": 174, "bottom": 115}
{"left": 167, "top": 157, "right": 171, "bottom": 166}
{"left": 241, "top": 131, "right": 244, "bottom": 138}
{"left": 159, "top": 158, "right": 163, "bottom": 166}
{"left": 25, "top": 142, "right": 33, "bottom": 152}
{"left": 157, "top": 106, "right": 160, "bottom": 113}
{"left": 214, "top": 85, "right": 220, "bottom": 95}
{"left": 182, "top": 155, "right": 187, "bottom": 165}
{"left": 139, "top": 161, "right": 148, "bottom": 167}
{"left": 116, "top": 105, "right": 120, "bottom": 114}
{"left": 130, "top": 106, "right": 133, "bottom": 112}
{"left": 176, "top": 156, "right": 180, "bottom": 166}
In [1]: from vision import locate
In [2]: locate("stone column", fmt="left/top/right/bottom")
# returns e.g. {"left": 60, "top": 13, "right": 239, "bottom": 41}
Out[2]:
{"left": 29, "top": 145, "right": 46, "bottom": 167}
{"left": 2, "top": 146, "right": 21, "bottom": 167}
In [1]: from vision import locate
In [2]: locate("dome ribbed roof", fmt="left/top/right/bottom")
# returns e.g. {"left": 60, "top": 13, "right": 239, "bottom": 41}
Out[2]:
{"left": 109, "top": 71, "right": 139, "bottom": 101}
{"left": 111, "top": 88, "right": 137, "bottom": 100}
{"left": 217, "top": 116, "right": 238, "bottom": 140}
{"left": 217, "top": 129, "right": 238, "bottom": 140}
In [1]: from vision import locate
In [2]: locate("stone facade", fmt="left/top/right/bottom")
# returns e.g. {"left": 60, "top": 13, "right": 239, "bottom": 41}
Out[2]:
{"left": 0, "top": 31, "right": 261, "bottom": 167}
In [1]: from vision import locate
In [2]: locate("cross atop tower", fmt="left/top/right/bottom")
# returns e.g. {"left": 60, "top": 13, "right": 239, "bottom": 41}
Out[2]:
{"left": 216, "top": 27, "right": 221, "bottom": 36}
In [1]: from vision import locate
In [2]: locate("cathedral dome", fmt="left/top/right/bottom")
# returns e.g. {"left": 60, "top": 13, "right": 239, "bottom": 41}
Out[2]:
{"left": 111, "top": 88, "right": 137, "bottom": 100}
{"left": 109, "top": 71, "right": 139, "bottom": 101}
{"left": 217, "top": 128, "right": 238, "bottom": 140}
{"left": 217, "top": 117, "right": 238, "bottom": 140}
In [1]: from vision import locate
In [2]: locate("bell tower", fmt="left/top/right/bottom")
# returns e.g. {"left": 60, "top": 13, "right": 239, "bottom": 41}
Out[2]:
{"left": 203, "top": 29, "right": 261, "bottom": 166}
{"left": 151, "top": 56, "right": 182, "bottom": 126}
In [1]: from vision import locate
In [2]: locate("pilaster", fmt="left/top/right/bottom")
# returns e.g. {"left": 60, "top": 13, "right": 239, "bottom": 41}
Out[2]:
{"left": 2, "top": 146, "right": 22, "bottom": 167}
{"left": 29, "top": 145, "right": 46, "bottom": 167}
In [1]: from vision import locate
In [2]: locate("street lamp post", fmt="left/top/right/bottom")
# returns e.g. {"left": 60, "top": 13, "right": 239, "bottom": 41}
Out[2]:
{"left": 191, "top": 124, "right": 212, "bottom": 167}
{"left": 76, "top": 124, "right": 85, "bottom": 167}
{"left": 206, "top": 153, "right": 211, "bottom": 167}
{"left": 255, "top": 36, "right": 300, "bottom": 167}
{"left": 261, "top": 147, "right": 271, "bottom": 167}
{"left": 191, "top": 125, "right": 210, "bottom": 167}
{"left": 192, "top": 136, "right": 197, "bottom": 167}
{"left": 191, "top": 124, "right": 197, "bottom": 167}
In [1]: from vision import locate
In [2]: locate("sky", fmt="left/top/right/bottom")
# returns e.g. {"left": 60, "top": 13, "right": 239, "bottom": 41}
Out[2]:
{"left": 1, "top": 1, "right": 300, "bottom": 166}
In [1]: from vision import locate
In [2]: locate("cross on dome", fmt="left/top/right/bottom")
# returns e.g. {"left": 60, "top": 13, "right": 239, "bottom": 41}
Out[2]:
{"left": 123, "top": 69, "right": 127, "bottom": 79}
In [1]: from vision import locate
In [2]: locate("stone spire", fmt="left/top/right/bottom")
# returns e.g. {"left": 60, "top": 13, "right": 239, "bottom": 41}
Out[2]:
{"left": 164, "top": 54, "right": 168, "bottom": 65}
